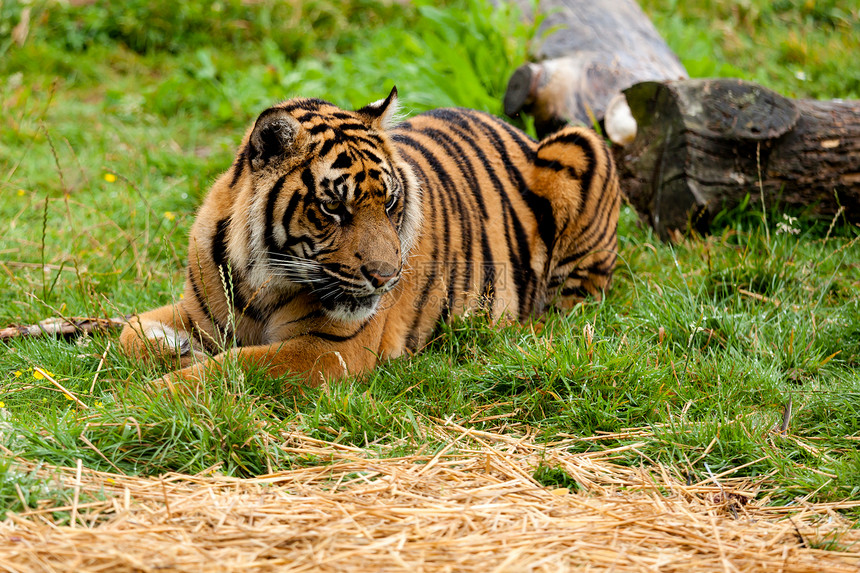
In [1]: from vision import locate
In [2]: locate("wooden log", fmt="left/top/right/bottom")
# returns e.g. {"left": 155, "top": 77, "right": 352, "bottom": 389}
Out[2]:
{"left": 617, "top": 79, "right": 860, "bottom": 238}
{"left": 502, "top": 0, "right": 687, "bottom": 139}
{"left": 0, "top": 316, "right": 127, "bottom": 340}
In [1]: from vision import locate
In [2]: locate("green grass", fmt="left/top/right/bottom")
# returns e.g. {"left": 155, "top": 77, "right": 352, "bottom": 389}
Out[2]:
{"left": 1, "top": 0, "right": 859, "bottom": 521}
{"left": 639, "top": 0, "right": 860, "bottom": 98}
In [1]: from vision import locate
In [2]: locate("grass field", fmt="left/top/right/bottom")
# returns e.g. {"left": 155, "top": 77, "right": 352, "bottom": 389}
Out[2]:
{"left": 1, "top": 0, "right": 859, "bottom": 530}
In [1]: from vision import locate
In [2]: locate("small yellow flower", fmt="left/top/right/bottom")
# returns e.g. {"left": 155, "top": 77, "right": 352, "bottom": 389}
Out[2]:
{"left": 0, "top": 402, "right": 5, "bottom": 408}
{"left": 32, "top": 369, "right": 54, "bottom": 380}
{"left": 63, "top": 393, "right": 73, "bottom": 401}
{"left": 164, "top": 211, "right": 175, "bottom": 221}
{"left": 13, "top": 370, "right": 22, "bottom": 378}
{"left": 95, "top": 401, "right": 104, "bottom": 408}
{"left": 17, "top": 189, "right": 26, "bottom": 196}
{"left": 104, "top": 173, "right": 117, "bottom": 183}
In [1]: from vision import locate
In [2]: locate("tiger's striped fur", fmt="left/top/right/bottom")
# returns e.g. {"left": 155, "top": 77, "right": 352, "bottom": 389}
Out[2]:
{"left": 120, "top": 88, "right": 620, "bottom": 385}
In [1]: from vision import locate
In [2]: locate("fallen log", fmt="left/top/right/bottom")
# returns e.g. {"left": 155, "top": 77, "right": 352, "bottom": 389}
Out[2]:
{"left": 617, "top": 79, "right": 860, "bottom": 238}
{"left": 502, "top": 0, "right": 687, "bottom": 139}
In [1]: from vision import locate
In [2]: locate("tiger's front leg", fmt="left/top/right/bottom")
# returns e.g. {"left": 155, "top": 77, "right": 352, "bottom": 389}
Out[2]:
{"left": 162, "top": 316, "right": 387, "bottom": 389}
{"left": 120, "top": 303, "right": 209, "bottom": 369}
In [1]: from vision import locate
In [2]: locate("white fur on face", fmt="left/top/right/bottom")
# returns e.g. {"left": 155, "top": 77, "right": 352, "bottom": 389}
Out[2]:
{"left": 324, "top": 297, "right": 380, "bottom": 323}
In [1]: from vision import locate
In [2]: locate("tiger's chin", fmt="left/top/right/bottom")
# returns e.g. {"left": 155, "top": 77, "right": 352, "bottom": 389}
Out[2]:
{"left": 320, "top": 294, "right": 381, "bottom": 323}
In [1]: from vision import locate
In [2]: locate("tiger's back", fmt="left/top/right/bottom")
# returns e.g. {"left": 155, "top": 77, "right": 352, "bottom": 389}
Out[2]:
{"left": 119, "top": 89, "right": 620, "bottom": 384}
{"left": 380, "top": 107, "right": 619, "bottom": 356}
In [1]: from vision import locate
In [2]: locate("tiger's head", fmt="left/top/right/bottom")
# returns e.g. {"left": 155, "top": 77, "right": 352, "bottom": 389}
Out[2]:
{"left": 236, "top": 87, "right": 421, "bottom": 322}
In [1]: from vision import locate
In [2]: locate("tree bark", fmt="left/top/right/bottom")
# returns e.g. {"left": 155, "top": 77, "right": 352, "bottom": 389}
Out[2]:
{"left": 617, "top": 79, "right": 860, "bottom": 239}
{"left": 502, "top": 0, "right": 687, "bottom": 139}
{"left": 0, "top": 316, "right": 127, "bottom": 340}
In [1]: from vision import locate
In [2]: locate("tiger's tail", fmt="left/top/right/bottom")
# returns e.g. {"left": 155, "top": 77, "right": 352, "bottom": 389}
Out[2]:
{"left": 531, "top": 126, "right": 621, "bottom": 308}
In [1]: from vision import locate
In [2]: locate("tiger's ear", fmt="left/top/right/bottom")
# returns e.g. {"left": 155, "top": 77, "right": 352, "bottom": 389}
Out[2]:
{"left": 356, "top": 86, "right": 400, "bottom": 130}
{"left": 248, "top": 107, "right": 302, "bottom": 170}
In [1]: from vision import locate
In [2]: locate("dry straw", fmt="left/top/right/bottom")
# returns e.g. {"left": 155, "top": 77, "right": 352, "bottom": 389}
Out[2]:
{"left": 1, "top": 421, "right": 858, "bottom": 572}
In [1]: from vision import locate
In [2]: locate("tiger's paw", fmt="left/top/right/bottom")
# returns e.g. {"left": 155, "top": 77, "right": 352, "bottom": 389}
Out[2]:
{"left": 142, "top": 323, "right": 208, "bottom": 366}
{"left": 121, "top": 319, "right": 208, "bottom": 368}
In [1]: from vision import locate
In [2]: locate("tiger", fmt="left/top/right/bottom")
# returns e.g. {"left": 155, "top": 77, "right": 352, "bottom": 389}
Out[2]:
{"left": 119, "top": 87, "right": 621, "bottom": 386}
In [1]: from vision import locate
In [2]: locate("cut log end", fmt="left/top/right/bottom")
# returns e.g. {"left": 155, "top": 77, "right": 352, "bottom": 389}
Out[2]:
{"left": 619, "top": 79, "right": 860, "bottom": 239}
{"left": 682, "top": 80, "right": 800, "bottom": 140}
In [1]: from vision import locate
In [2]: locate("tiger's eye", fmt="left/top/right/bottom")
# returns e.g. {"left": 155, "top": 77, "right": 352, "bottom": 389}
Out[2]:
{"left": 384, "top": 194, "right": 397, "bottom": 211}
{"left": 321, "top": 200, "right": 343, "bottom": 215}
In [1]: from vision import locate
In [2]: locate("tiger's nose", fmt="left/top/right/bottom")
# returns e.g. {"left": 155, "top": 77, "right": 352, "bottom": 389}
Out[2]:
{"left": 361, "top": 263, "right": 398, "bottom": 289}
